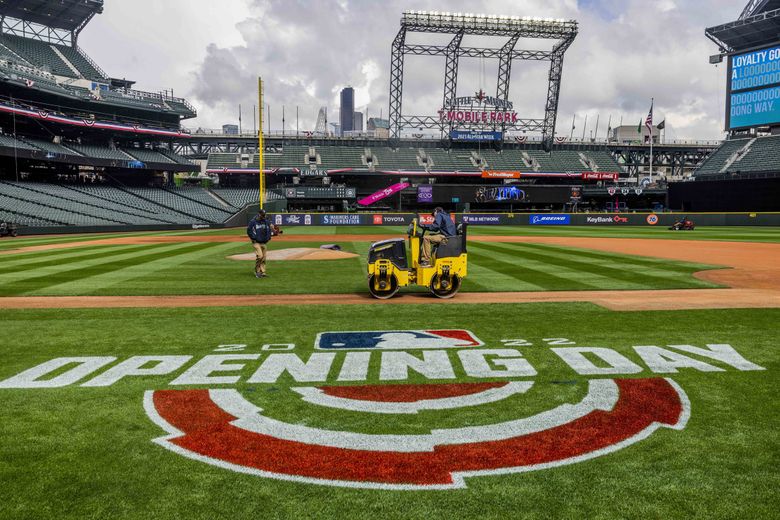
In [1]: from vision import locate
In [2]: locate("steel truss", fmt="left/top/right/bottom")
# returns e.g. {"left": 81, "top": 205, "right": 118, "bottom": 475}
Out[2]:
{"left": 389, "top": 11, "right": 578, "bottom": 145}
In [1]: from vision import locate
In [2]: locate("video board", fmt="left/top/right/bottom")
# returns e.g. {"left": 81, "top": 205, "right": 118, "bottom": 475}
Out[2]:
{"left": 727, "top": 44, "right": 780, "bottom": 130}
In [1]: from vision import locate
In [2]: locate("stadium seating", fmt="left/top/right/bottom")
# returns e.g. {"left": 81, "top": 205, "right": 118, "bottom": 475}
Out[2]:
{"left": 124, "top": 187, "right": 232, "bottom": 223}
{"left": 20, "top": 137, "right": 82, "bottom": 156}
{"left": 586, "top": 151, "right": 626, "bottom": 172}
{"left": 54, "top": 45, "right": 105, "bottom": 80}
{"left": 123, "top": 148, "right": 175, "bottom": 164}
{"left": 0, "top": 35, "right": 76, "bottom": 78}
{"left": 0, "top": 181, "right": 138, "bottom": 226}
{"left": 212, "top": 188, "right": 283, "bottom": 208}
{"left": 159, "top": 150, "right": 194, "bottom": 165}
{"left": 65, "top": 185, "right": 194, "bottom": 224}
{"left": 316, "top": 147, "right": 365, "bottom": 169}
{"left": 695, "top": 139, "right": 751, "bottom": 175}
{"left": 726, "top": 135, "right": 780, "bottom": 173}
{"left": 67, "top": 144, "right": 134, "bottom": 161}
{"left": 0, "top": 134, "right": 39, "bottom": 151}
{"left": 205, "top": 147, "right": 631, "bottom": 174}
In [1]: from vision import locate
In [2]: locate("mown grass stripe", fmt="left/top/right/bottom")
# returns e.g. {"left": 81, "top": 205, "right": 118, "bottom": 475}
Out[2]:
{"left": 0, "top": 244, "right": 172, "bottom": 274}
{"left": 466, "top": 255, "right": 548, "bottom": 291}
{"left": 513, "top": 242, "right": 719, "bottom": 271}
{"left": 473, "top": 242, "right": 708, "bottom": 290}
{"left": 466, "top": 249, "right": 596, "bottom": 291}
{"left": 41, "top": 243, "right": 239, "bottom": 296}
{"left": 0, "top": 243, "right": 214, "bottom": 296}
{"left": 468, "top": 245, "right": 610, "bottom": 290}
{"left": 482, "top": 241, "right": 716, "bottom": 282}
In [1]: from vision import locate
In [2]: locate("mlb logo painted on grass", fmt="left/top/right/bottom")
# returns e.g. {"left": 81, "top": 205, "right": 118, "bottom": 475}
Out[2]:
{"left": 315, "top": 330, "right": 483, "bottom": 350}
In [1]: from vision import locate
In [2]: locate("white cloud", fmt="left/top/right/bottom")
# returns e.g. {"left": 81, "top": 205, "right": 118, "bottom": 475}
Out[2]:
{"left": 78, "top": 0, "right": 739, "bottom": 139}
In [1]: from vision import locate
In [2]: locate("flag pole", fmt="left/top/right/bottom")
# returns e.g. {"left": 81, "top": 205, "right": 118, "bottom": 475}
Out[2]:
{"left": 258, "top": 78, "right": 265, "bottom": 210}
{"left": 649, "top": 98, "right": 654, "bottom": 184}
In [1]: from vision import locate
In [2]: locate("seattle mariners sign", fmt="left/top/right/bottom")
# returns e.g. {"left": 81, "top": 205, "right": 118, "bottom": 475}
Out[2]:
{"left": 0, "top": 331, "right": 764, "bottom": 490}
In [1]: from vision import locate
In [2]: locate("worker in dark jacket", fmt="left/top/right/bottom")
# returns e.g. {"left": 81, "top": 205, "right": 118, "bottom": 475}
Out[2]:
{"left": 420, "top": 207, "right": 456, "bottom": 267}
{"left": 247, "top": 209, "right": 273, "bottom": 278}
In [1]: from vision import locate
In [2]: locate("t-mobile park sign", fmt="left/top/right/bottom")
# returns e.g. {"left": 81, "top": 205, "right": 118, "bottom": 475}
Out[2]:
{"left": 438, "top": 89, "right": 518, "bottom": 124}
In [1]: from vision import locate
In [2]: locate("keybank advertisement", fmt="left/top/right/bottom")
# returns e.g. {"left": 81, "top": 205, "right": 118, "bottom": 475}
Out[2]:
{"left": 730, "top": 45, "right": 780, "bottom": 92}
{"left": 529, "top": 214, "right": 571, "bottom": 225}
{"left": 729, "top": 86, "right": 780, "bottom": 129}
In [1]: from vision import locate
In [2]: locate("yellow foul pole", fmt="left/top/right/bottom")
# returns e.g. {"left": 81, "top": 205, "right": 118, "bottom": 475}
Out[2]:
{"left": 258, "top": 77, "right": 265, "bottom": 209}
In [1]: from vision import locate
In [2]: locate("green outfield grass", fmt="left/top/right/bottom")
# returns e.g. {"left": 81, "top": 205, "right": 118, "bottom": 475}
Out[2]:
{"left": 0, "top": 227, "right": 724, "bottom": 296}
{"left": 0, "top": 304, "right": 776, "bottom": 519}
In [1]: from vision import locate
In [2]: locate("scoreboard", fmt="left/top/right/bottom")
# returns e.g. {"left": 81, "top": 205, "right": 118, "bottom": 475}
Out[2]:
{"left": 727, "top": 44, "right": 780, "bottom": 130}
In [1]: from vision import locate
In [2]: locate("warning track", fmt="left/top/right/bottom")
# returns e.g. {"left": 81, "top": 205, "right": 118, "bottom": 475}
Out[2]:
{"left": 1, "top": 235, "right": 778, "bottom": 311}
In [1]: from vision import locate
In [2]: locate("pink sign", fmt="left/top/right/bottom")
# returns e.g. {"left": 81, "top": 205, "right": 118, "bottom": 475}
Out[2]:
{"left": 357, "top": 182, "right": 410, "bottom": 206}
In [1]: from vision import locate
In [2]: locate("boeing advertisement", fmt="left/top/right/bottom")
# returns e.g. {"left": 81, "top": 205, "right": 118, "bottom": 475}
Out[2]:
{"left": 727, "top": 44, "right": 780, "bottom": 130}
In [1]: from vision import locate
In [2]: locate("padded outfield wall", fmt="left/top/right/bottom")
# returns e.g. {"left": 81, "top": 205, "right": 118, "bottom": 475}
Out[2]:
{"left": 8, "top": 211, "right": 780, "bottom": 235}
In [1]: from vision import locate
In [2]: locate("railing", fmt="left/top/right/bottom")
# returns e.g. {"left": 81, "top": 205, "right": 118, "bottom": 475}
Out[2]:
{"left": 75, "top": 45, "right": 108, "bottom": 79}
{"left": 116, "top": 88, "right": 196, "bottom": 114}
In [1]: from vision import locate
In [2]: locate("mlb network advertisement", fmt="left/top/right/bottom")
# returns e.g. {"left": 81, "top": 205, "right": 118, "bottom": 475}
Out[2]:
{"left": 728, "top": 44, "right": 780, "bottom": 130}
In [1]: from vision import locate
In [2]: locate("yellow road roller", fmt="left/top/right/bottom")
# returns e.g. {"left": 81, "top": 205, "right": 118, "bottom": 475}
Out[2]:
{"left": 367, "top": 218, "right": 468, "bottom": 299}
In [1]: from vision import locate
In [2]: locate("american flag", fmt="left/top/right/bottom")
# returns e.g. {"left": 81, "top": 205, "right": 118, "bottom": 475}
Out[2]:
{"left": 645, "top": 100, "right": 654, "bottom": 133}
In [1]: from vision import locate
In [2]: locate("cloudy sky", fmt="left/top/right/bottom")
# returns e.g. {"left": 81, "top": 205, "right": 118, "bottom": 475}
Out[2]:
{"left": 79, "top": 0, "right": 740, "bottom": 140}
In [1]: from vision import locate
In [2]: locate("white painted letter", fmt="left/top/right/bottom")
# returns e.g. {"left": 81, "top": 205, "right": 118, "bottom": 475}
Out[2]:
{"left": 0, "top": 357, "right": 116, "bottom": 388}
{"left": 553, "top": 347, "right": 643, "bottom": 375}
{"left": 82, "top": 356, "right": 192, "bottom": 387}
{"left": 379, "top": 351, "right": 455, "bottom": 381}
{"left": 665, "top": 344, "right": 765, "bottom": 371}
{"left": 247, "top": 353, "right": 336, "bottom": 383}
{"left": 337, "top": 352, "right": 372, "bottom": 381}
{"left": 458, "top": 349, "right": 537, "bottom": 378}
{"left": 170, "top": 354, "right": 261, "bottom": 385}
{"left": 633, "top": 346, "right": 723, "bottom": 373}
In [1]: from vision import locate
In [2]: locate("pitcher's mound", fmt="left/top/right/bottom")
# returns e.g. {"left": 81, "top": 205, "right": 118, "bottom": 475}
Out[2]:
{"left": 228, "top": 247, "right": 358, "bottom": 262}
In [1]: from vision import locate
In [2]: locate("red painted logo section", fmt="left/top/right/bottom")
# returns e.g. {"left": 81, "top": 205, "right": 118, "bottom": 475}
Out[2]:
{"left": 148, "top": 378, "right": 688, "bottom": 489}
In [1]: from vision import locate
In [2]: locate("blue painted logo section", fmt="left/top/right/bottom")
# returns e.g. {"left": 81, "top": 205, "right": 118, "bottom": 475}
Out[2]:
{"left": 315, "top": 330, "right": 482, "bottom": 350}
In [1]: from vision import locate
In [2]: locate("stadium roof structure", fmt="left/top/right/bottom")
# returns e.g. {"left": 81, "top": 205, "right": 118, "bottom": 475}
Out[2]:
{"left": 389, "top": 11, "right": 578, "bottom": 144}
{"left": 0, "top": 0, "right": 103, "bottom": 34}
{"left": 706, "top": 4, "right": 780, "bottom": 53}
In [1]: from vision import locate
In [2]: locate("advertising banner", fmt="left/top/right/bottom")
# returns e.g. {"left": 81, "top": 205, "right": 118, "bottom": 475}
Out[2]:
{"left": 357, "top": 183, "right": 409, "bottom": 206}
{"left": 582, "top": 172, "right": 619, "bottom": 181}
{"left": 529, "top": 214, "right": 571, "bottom": 225}
{"left": 461, "top": 214, "right": 502, "bottom": 225}
{"left": 417, "top": 185, "right": 433, "bottom": 203}
{"left": 482, "top": 170, "right": 521, "bottom": 179}
{"left": 319, "top": 214, "right": 363, "bottom": 226}
{"left": 450, "top": 130, "right": 503, "bottom": 141}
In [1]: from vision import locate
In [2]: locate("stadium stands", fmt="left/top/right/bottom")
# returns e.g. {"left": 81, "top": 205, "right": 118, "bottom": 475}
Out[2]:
{"left": 205, "top": 147, "right": 632, "bottom": 174}
{"left": 67, "top": 144, "right": 133, "bottom": 161}
{"left": 124, "top": 148, "right": 175, "bottom": 164}
{"left": 0, "top": 134, "right": 38, "bottom": 151}
{"left": 694, "top": 136, "right": 780, "bottom": 176}
{"left": 0, "top": 35, "right": 75, "bottom": 77}
{"left": 0, "top": 182, "right": 287, "bottom": 227}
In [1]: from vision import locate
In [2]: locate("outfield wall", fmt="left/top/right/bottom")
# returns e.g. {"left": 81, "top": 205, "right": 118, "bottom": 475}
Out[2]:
{"left": 264, "top": 212, "right": 780, "bottom": 227}
{"left": 9, "top": 212, "right": 780, "bottom": 236}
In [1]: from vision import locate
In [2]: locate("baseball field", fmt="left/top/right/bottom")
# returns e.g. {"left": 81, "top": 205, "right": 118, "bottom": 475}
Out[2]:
{"left": 1, "top": 225, "right": 778, "bottom": 519}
